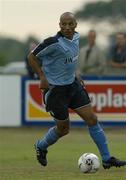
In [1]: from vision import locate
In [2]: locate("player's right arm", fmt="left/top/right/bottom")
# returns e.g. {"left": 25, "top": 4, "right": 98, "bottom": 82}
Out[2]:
{"left": 28, "top": 36, "right": 58, "bottom": 89}
{"left": 28, "top": 53, "right": 49, "bottom": 90}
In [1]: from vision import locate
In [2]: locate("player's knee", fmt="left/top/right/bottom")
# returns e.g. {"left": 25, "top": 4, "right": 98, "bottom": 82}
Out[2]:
{"left": 55, "top": 119, "right": 70, "bottom": 137}
{"left": 87, "top": 113, "right": 98, "bottom": 127}
{"left": 61, "top": 128, "right": 69, "bottom": 136}
{"left": 56, "top": 126, "right": 69, "bottom": 137}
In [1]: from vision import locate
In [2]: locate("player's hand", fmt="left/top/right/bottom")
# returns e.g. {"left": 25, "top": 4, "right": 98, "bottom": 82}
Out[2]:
{"left": 76, "top": 73, "right": 85, "bottom": 86}
{"left": 39, "top": 76, "right": 49, "bottom": 91}
{"left": 80, "top": 79, "right": 85, "bottom": 86}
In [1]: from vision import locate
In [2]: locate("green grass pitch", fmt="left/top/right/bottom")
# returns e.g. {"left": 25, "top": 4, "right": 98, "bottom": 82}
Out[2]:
{"left": 0, "top": 126, "right": 126, "bottom": 180}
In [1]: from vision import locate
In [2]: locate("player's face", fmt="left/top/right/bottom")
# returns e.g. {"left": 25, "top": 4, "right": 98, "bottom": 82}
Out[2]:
{"left": 59, "top": 15, "right": 77, "bottom": 40}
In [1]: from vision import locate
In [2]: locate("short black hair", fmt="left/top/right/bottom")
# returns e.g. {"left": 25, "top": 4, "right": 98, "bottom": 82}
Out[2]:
{"left": 60, "top": 12, "right": 75, "bottom": 21}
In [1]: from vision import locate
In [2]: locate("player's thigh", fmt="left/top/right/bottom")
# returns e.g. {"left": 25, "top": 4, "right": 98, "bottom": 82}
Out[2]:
{"left": 44, "top": 86, "right": 69, "bottom": 120}
{"left": 69, "top": 80, "right": 91, "bottom": 110}
{"left": 74, "top": 104, "right": 97, "bottom": 126}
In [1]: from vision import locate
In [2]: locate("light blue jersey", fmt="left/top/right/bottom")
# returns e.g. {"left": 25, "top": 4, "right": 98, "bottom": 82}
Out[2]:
{"left": 32, "top": 31, "right": 79, "bottom": 85}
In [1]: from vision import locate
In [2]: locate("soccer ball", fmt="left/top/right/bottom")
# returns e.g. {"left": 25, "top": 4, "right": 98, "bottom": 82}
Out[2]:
{"left": 78, "top": 153, "right": 100, "bottom": 173}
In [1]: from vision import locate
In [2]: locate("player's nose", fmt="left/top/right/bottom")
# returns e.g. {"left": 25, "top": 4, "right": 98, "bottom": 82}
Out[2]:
{"left": 65, "top": 25, "right": 70, "bottom": 30}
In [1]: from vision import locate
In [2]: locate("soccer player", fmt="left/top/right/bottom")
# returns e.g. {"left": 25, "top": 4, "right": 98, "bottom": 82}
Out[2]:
{"left": 28, "top": 12, "right": 126, "bottom": 169}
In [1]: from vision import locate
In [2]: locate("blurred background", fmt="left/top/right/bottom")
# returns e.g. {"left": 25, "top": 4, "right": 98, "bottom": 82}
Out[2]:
{"left": 0, "top": 0, "right": 126, "bottom": 126}
{"left": 0, "top": 0, "right": 126, "bottom": 74}
{"left": 1, "top": 1, "right": 126, "bottom": 179}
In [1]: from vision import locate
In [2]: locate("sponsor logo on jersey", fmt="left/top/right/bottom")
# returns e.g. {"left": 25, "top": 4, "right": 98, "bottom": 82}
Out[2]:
{"left": 64, "top": 55, "right": 78, "bottom": 64}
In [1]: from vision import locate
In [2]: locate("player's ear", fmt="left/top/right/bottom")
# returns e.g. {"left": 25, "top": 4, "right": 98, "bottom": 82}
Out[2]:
{"left": 75, "top": 22, "right": 77, "bottom": 28}
{"left": 59, "top": 22, "right": 61, "bottom": 28}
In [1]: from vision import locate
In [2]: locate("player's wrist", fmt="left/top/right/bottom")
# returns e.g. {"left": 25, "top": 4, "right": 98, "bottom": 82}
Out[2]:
{"left": 39, "top": 71, "right": 45, "bottom": 80}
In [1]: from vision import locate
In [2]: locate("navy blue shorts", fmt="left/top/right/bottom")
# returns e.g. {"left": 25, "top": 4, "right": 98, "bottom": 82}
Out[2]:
{"left": 43, "top": 79, "right": 91, "bottom": 120}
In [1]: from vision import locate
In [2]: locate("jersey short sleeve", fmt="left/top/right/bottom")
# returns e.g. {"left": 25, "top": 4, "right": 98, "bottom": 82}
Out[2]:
{"left": 32, "top": 37, "right": 58, "bottom": 59}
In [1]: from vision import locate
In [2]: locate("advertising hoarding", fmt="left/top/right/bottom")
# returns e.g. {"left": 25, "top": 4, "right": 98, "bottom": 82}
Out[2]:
{"left": 22, "top": 77, "right": 126, "bottom": 126}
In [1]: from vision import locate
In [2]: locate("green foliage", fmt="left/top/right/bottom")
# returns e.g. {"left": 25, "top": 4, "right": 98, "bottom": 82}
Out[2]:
{"left": 0, "top": 54, "right": 7, "bottom": 66}
{"left": 0, "top": 36, "right": 39, "bottom": 66}
{"left": 75, "top": 0, "right": 126, "bottom": 21}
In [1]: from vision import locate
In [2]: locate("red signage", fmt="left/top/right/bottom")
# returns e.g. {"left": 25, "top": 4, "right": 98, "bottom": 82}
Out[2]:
{"left": 86, "top": 83, "right": 126, "bottom": 113}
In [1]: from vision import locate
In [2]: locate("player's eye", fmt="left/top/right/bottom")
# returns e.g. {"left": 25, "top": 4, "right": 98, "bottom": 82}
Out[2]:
{"left": 62, "top": 23, "right": 67, "bottom": 26}
{"left": 69, "top": 22, "right": 74, "bottom": 26}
